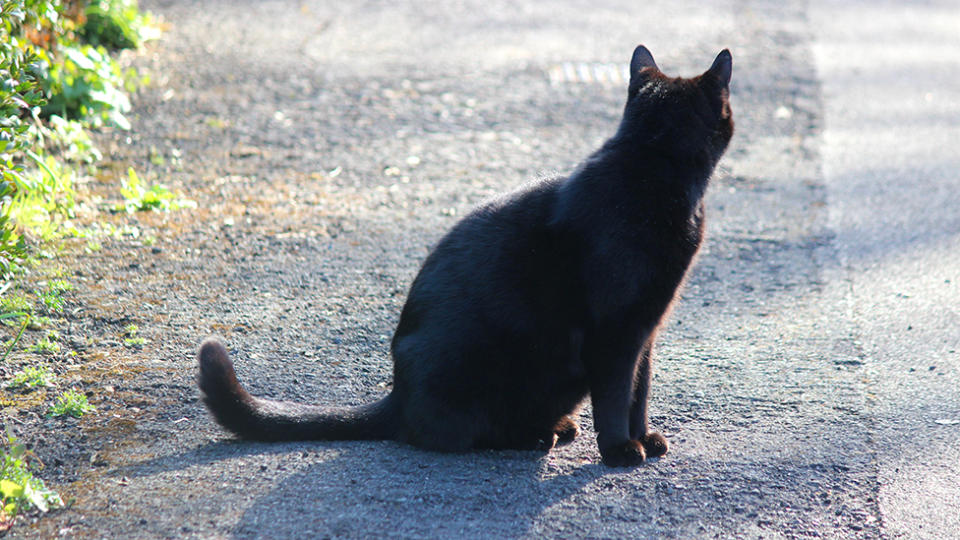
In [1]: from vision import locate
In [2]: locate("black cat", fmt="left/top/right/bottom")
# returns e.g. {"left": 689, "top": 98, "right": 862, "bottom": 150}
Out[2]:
{"left": 198, "top": 45, "right": 734, "bottom": 466}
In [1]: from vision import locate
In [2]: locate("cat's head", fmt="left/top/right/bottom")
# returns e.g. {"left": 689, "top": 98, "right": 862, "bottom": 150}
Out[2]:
{"left": 621, "top": 45, "right": 734, "bottom": 160}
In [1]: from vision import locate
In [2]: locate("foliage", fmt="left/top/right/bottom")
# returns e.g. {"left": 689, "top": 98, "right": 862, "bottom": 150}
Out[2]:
{"left": 0, "top": 292, "right": 31, "bottom": 316}
{"left": 10, "top": 150, "right": 76, "bottom": 240}
{"left": 26, "top": 332, "right": 58, "bottom": 354}
{"left": 1, "top": 0, "right": 156, "bottom": 277}
{"left": 0, "top": 310, "right": 30, "bottom": 361}
{"left": 0, "top": 0, "right": 47, "bottom": 279}
{"left": 37, "top": 43, "right": 133, "bottom": 129}
{"left": 0, "top": 431, "right": 63, "bottom": 522}
{"left": 81, "top": 0, "right": 156, "bottom": 50}
{"left": 119, "top": 167, "right": 195, "bottom": 212}
{"left": 47, "top": 388, "right": 94, "bottom": 417}
{"left": 35, "top": 278, "right": 72, "bottom": 312}
{"left": 0, "top": 0, "right": 154, "bottom": 530}
{"left": 122, "top": 322, "right": 144, "bottom": 346}
{"left": 6, "top": 364, "right": 52, "bottom": 389}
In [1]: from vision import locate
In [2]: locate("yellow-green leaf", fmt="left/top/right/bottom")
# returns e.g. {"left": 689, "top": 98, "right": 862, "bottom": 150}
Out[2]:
{"left": 0, "top": 479, "right": 23, "bottom": 499}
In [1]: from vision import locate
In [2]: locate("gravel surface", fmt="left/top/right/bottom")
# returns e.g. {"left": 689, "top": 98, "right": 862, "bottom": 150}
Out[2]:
{"left": 2, "top": 0, "right": 954, "bottom": 538}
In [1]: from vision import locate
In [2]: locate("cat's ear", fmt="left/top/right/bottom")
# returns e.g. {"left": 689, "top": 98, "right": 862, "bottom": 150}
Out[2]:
{"left": 630, "top": 45, "right": 658, "bottom": 74}
{"left": 706, "top": 49, "right": 732, "bottom": 87}
{"left": 628, "top": 45, "right": 658, "bottom": 95}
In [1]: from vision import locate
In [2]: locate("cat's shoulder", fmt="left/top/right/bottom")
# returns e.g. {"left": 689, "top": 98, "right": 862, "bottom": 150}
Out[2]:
{"left": 470, "top": 175, "right": 566, "bottom": 218}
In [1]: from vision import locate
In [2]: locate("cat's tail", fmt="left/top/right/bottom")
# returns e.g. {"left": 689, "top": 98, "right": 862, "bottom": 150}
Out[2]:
{"left": 197, "top": 337, "right": 399, "bottom": 441}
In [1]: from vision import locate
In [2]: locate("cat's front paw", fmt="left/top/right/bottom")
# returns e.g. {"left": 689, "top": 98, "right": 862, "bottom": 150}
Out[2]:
{"left": 642, "top": 432, "right": 668, "bottom": 458}
{"left": 600, "top": 440, "right": 646, "bottom": 467}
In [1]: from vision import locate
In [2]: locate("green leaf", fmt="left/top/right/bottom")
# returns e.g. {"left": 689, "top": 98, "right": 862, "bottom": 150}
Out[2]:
{"left": 0, "top": 479, "right": 23, "bottom": 499}
{"left": 63, "top": 47, "right": 96, "bottom": 71}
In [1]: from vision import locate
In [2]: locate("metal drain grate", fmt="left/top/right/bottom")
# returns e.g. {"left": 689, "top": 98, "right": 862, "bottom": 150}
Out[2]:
{"left": 548, "top": 62, "right": 629, "bottom": 87}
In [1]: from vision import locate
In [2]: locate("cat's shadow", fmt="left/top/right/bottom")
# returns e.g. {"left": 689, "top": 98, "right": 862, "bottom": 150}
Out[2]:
{"left": 121, "top": 437, "right": 639, "bottom": 538}
{"left": 232, "top": 441, "right": 617, "bottom": 538}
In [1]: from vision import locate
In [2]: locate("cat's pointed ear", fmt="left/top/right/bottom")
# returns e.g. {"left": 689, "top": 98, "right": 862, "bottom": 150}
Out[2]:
{"left": 630, "top": 45, "right": 658, "bottom": 75}
{"left": 707, "top": 49, "right": 732, "bottom": 87}
{"left": 628, "top": 45, "right": 658, "bottom": 95}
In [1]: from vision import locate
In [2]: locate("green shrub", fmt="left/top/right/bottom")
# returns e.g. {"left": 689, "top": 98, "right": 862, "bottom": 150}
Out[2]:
{"left": 37, "top": 43, "right": 133, "bottom": 129}
{"left": 0, "top": 0, "right": 155, "bottom": 277}
{"left": 0, "top": 0, "right": 49, "bottom": 278}
{"left": 81, "top": 0, "right": 153, "bottom": 50}
{"left": 0, "top": 0, "right": 152, "bottom": 530}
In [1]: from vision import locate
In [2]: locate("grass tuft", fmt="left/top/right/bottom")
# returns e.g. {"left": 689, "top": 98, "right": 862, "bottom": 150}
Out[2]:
{"left": 47, "top": 389, "right": 95, "bottom": 418}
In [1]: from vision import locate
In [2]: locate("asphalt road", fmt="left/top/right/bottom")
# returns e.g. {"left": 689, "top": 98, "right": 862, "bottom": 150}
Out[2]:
{"left": 812, "top": 1, "right": 960, "bottom": 537}
{"left": 12, "top": 0, "right": 958, "bottom": 538}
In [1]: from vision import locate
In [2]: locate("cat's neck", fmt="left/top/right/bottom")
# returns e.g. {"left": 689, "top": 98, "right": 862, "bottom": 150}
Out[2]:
{"left": 584, "top": 137, "right": 715, "bottom": 214}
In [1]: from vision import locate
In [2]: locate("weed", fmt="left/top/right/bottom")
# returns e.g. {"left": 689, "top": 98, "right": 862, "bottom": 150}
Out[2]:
{"left": 6, "top": 366, "right": 52, "bottom": 390}
{"left": 41, "top": 267, "right": 66, "bottom": 279}
{"left": 35, "top": 115, "right": 103, "bottom": 164}
{"left": 35, "top": 280, "right": 71, "bottom": 313}
{"left": 47, "top": 389, "right": 95, "bottom": 418}
{"left": 123, "top": 324, "right": 145, "bottom": 347}
{"left": 26, "top": 333, "right": 59, "bottom": 355}
{"left": 35, "top": 290, "right": 63, "bottom": 313}
{"left": 0, "top": 296, "right": 32, "bottom": 319}
{"left": 0, "top": 312, "right": 30, "bottom": 362}
{"left": 119, "top": 168, "right": 196, "bottom": 213}
{"left": 205, "top": 116, "right": 227, "bottom": 129}
{"left": 148, "top": 147, "right": 165, "bottom": 166}
{"left": 47, "top": 280, "right": 73, "bottom": 294}
{"left": 0, "top": 0, "right": 152, "bottom": 529}
{"left": 26, "top": 315, "right": 51, "bottom": 331}
{"left": 0, "top": 430, "right": 63, "bottom": 522}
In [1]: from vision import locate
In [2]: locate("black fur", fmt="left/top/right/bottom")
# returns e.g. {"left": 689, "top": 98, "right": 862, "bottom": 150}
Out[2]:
{"left": 198, "top": 45, "right": 734, "bottom": 466}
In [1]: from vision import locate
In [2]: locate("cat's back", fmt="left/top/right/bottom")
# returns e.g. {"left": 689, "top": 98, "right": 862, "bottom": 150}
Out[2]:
{"left": 415, "top": 176, "right": 566, "bottom": 283}
{"left": 393, "top": 176, "right": 574, "bottom": 339}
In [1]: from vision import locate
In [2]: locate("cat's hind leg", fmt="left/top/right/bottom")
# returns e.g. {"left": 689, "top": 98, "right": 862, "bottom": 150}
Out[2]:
{"left": 554, "top": 415, "right": 580, "bottom": 445}
{"left": 399, "top": 394, "right": 478, "bottom": 453}
{"left": 475, "top": 423, "right": 559, "bottom": 452}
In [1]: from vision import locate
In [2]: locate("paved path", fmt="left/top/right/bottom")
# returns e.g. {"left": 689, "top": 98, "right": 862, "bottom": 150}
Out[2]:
{"left": 12, "top": 1, "right": 957, "bottom": 538}
{"left": 813, "top": 1, "right": 960, "bottom": 537}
